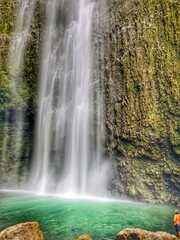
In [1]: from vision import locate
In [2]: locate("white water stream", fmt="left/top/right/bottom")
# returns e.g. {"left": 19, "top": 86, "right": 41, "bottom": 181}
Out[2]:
{"left": 30, "top": 0, "right": 108, "bottom": 196}
{"left": 9, "top": 0, "right": 35, "bottom": 77}
{"left": 5, "top": 0, "right": 108, "bottom": 196}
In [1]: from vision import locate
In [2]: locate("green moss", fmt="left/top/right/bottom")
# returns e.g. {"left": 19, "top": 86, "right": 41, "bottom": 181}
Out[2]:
{"left": 173, "top": 146, "right": 180, "bottom": 155}
{"left": 102, "top": 0, "right": 180, "bottom": 205}
{"left": 0, "top": 0, "right": 44, "bottom": 186}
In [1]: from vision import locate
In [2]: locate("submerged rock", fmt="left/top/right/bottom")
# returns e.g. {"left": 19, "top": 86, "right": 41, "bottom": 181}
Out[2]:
{"left": 78, "top": 234, "right": 93, "bottom": 240}
{"left": 0, "top": 222, "right": 44, "bottom": 240}
{"left": 116, "top": 228, "right": 178, "bottom": 240}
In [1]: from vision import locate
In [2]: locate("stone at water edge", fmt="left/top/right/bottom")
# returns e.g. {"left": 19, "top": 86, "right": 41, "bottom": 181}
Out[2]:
{"left": 78, "top": 234, "right": 93, "bottom": 240}
{"left": 116, "top": 228, "right": 178, "bottom": 240}
{"left": 0, "top": 222, "right": 44, "bottom": 240}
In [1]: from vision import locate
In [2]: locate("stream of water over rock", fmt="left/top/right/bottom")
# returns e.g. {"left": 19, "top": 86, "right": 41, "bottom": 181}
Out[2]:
{"left": 28, "top": 0, "right": 108, "bottom": 196}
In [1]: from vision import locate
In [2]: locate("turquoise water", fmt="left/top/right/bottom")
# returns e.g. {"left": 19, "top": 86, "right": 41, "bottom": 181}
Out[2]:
{"left": 0, "top": 192, "right": 176, "bottom": 240}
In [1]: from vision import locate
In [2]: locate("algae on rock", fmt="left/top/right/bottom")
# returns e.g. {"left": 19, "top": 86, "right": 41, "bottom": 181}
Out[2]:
{"left": 0, "top": 0, "right": 45, "bottom": 187}
{"left": 101, "top": 0, "right": 180, "bottom": 205}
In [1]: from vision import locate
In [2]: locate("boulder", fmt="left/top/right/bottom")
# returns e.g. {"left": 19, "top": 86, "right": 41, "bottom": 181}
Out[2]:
{"left": 0, "top": 222, "right": 44, "bottom": 240}
{"left": 78, "top": 234, "right": 93, "bottom": 240}
{"left": 116, "top": 228, "right": 178, "bottom": 240}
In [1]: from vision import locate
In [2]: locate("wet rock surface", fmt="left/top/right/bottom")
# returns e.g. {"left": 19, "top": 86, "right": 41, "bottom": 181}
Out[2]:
{"left": 116, "top": 228, "right": 178, "bottom": 240}
{"left": 78, "top": 234, "right": 93, "bottom": 240}
{"left": 99, "top": 0, "right": 180, "bottom": 205}
{"left": 0, "top": 222, "right": 44, "bottom": 240}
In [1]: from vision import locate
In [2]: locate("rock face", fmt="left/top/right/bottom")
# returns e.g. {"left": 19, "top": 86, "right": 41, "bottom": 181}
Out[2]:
{"left": 0, "top": 0, "right": 45, "bottom": 187}
{"left": 78, "top": 234, "right": 93, "bottom": 240}
{"left": 0, "top": 222, "right": 44, "bottom": 240}
{"left": 116, "top": 228, "right": 178, "bottom": 240}
{"left": 99, "top": 0, "right": 180, "bottom": 205}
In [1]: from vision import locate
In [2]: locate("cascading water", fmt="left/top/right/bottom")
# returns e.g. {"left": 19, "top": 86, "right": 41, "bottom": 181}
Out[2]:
{"left": 30, "top": 0, "right": 109, "bottom": 196}
{"left": 9, "top": 0, "right": 35, "bottom": 78}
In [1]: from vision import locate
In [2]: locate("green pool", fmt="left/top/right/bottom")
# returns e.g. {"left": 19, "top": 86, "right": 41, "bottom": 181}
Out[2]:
{"left": 0, "top": 191, "right": 177, "bottom": 240}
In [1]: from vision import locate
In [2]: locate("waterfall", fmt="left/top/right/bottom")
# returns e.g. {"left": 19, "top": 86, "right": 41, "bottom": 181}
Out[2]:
{"left": 30, "top": 0, "right": 108, "bottom": 196}
{"left": 9, "top": 0, "right": 35, "bottom": 77}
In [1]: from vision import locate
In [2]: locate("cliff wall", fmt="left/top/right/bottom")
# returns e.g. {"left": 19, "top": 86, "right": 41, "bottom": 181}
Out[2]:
{"left": 101, "top": 0, "right": 180, "bottom": 205}
{"left": 0, "top": 0, "right": 45, "bottom": 186}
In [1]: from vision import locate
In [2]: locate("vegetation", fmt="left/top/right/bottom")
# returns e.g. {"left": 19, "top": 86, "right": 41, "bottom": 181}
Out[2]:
{"left": 100, "top": 0, "right": 180, "bottom": 205}
{"left": 0, "top": 0, "right": 45, "bottom": 186}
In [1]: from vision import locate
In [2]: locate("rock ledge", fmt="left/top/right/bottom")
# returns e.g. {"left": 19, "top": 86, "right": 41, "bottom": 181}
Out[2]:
{"left": 0, "top": 222, "right": 44, "bottom": 240}
{"left": 116, "top": 228, "right": 178, "bottom": 240}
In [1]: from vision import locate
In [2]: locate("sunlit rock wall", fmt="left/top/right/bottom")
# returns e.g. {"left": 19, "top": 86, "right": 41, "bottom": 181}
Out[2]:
{"left": 0, "top": 0, "right": 45, "bottom": 187}
{"left": 101, "top": 0, "right": 180, "bottom": 205}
